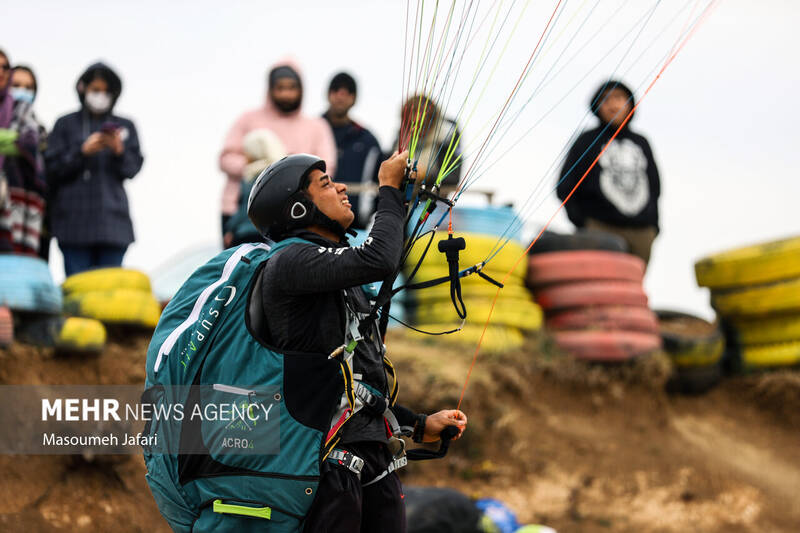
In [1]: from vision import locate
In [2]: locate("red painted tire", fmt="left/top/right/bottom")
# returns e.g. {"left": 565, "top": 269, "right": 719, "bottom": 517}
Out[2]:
{"left": 553, "top": 330, "right": 662, "bottom": 362}
{"left": 546, "top": 306, "right": 659, "bottom": 333}
{"left": 0, "top": 306, "right": 13, "bottom": 348}
{"left": 527, "top": 250, "right": 645, "bottom": 287}
{"left": 535, "top": 281, "right": 648, "bottom": 311}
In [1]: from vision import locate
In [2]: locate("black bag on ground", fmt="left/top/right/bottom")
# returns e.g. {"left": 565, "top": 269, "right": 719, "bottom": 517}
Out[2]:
{"left": 404, "top": 486, "right": 482, "bottom": 533}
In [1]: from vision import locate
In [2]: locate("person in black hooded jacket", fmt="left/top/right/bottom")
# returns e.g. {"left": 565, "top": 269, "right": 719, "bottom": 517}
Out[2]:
{"left": 44, "top": 62, "right": 143, "bottom": 276}
{"left": 556, "top": 80, "right": 660, "bottom": 266}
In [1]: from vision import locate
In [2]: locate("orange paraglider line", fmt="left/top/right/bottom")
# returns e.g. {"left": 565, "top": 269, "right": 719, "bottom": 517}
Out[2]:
{"left": 456, "top": 0, "right": 719, "bottom": 411}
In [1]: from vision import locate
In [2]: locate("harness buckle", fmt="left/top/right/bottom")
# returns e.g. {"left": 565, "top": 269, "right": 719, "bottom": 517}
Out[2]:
{"left": 354, "top": 382, "right": 389, "bottom": 417}
{"left": 328, "top": 449, "right": 365, "bottom": 478}
{"left": 392, "top": 455, "right": 408, "bottom": 472}
{"left": 387, "top": 436, "right": 406, "bottom": 458}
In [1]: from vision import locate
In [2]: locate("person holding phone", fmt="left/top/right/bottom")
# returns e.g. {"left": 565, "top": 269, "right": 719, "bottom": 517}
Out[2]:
{"left": 44, "top": 62, "right": 143, "bottom": 276}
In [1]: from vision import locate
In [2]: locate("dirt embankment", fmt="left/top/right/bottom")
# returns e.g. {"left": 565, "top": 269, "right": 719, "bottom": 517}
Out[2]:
{"left": 0, "top": 332, "right": 798, "bottom": 532}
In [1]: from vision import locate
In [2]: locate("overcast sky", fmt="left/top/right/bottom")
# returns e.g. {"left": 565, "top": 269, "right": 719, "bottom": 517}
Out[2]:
{"left": 4, "top": 0, "right": 799, "bottom": 320}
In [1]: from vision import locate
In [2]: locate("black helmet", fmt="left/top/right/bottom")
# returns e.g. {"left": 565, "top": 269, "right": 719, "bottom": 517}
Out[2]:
{"left": 247, "top": 154, "right": 325, "bottom": 238}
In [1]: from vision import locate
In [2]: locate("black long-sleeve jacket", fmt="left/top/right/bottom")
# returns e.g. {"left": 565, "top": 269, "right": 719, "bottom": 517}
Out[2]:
{"left": 557, "top": 123, "right": 660, "bottom": 231}
{"left": 44, "top": 63, "right": 144, "bottom": 247}
{"left": 254, "top": 186, "right": 417, "bottom": 444}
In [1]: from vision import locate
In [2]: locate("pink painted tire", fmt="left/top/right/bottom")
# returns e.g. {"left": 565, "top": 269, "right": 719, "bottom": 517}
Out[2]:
{"left": 553, "top": 330, "right": 662, "bottom": 362}
{"left": 534, "top": 281, "right": 648, "bottom": 311}
{"left": 527, "top": 250, "right": 645, "bottom": 287}
{"left": 546, "top": 306, "right": 659, "bottom": 333}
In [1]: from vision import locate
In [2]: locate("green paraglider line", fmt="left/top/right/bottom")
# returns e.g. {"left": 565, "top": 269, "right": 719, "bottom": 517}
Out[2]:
{"left": 455, "top": 0, "right": 719, "bottom": 412}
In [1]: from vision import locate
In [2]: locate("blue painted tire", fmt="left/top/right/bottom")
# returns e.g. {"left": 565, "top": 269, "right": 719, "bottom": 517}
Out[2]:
{"left": 409, "top": 204, "right": 523, "bottom": 242}
{"left": 0, "top": 255, "right": 62, "bottom": 314}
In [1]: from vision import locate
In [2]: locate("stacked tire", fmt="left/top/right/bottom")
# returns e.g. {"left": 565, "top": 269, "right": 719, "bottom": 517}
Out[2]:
{"left": 0, "top": 257, "right": 116, "bottom": 354}
{"left": 62, "top": 268, "right": 161, "bottom": 331}
{"left": 402, "top": 220, "right": 543, "bottom": 353}
{"left": 0, "top": 255, "right": 62, "bottom": 351}
{"left": 527, "top": 232, "right": 661, "bottom": 362}
{"left": 14, "top": 314, "right": 108, "bottom": 355}
{"left": 695, "top": 235, "right": 800, "bottom": 372}
{"left": 0, "top": 255, "right": 62, "bottom": 315}
{"left": 657, "top": 310, "right": 724, "bottom": 393}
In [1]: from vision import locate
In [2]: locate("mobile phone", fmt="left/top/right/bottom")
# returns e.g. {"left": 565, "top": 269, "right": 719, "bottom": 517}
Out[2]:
{"left": 99, "top": 121, "right": 120, "bottom": 134}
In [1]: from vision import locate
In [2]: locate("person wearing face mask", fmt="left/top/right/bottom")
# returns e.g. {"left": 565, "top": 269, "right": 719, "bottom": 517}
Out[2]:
{"left": 9, "top": 66, "right": 46, "bottom": 144}
{"left": 11, "top": 65, "right": 51, "bottom": 259}
{"left": 0, "top": 52, "right": 46, "bottom": 256}
{"left": 219, "top": 58, "right": 336, "bottom": 246}
{"left": 44, "top": 62, "right": 143, "bottom": 275}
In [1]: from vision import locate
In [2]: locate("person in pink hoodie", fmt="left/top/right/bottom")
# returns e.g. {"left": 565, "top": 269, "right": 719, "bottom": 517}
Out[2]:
{"left": 218, "top": 59, "right": 336, "bottom": 237}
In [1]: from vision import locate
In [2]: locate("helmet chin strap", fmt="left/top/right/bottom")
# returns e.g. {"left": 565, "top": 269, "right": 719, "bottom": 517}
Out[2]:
{"left": 272, "top": 193, "right": 356, "bottom": 242}
{"left": 310, "top": 209, "right": 353, "bottom": 241}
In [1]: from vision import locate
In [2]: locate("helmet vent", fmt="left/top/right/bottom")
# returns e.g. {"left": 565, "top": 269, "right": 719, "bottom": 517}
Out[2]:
{"left": 290, "top": 201, "right": 308, "bottom": 220}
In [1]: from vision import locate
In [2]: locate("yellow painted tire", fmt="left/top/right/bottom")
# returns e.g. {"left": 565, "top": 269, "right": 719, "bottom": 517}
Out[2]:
{"left": 407, "top": 266, "right": 524, "bottom": 289}
{"left": 732, "top": 314, "right": 800, "bottom": 345}
{"left": 411, "top": 323, "right": 525, "bottom": 353}
{"left": 695, "top": 235, "right": 800, "bottom": 289}
{"left": 413, "top": 299, "right": 543, "bottom": 331}
{"left": 742, "top": 341, "right": 800, "bottom": 368}
{"left": 404, "top": 282, "right": 531, "bottom": 304}
{"left": 62, "top": 268, "right": 152, "bottom": 296}
{"left": 670, "top": 337, "right": 725, "bottom": 368}
{"left": 711, "top": 277, "right": 800, "bottom": 317}
{"left": 656, "top": 310, "right": 724, "bottom": 368}
{"left": 56, "top": 317, "right": 106, "bottom": 353}
{"left": 63, "top": 289, "right": 161, "bottom": 328}
{"left": 404, "top": 232, "right": 527, "bottom": 278}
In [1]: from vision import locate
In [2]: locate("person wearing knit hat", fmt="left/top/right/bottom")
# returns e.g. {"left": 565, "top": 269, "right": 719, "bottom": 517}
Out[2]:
{"left": 322, "top": 71, "right": 383, "bottom": 229}
{"left": 556, "top": 79, "right": 661, "bottom": 267}
{"left": 219, "top": 58, "right": 336, "bottom": 243}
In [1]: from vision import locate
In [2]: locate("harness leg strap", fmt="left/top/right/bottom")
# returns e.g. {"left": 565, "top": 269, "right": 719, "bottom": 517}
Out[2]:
{"left": 362, "top": 455, "right": 408, "bottom": 487}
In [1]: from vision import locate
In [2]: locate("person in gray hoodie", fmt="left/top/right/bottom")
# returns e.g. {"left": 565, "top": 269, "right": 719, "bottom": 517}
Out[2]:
{"left": 45, "top": 62, "right": 143, "bottom": 276}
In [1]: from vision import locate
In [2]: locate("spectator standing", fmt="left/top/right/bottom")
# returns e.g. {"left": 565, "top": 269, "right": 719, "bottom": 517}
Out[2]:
{"left": 11, "top": 65, "right": 50, "bottom": 259}
{"left": 393, "top": 94, "right": 462, "bottom": 188}
{"left": 219, "top": 59, "right": 336, "bottom": 239}
{"left": 45, "top": 62, "right": 143, "bottom": 276}
{"left": 556, "top": 80, "right": 660, "bottom": 266}
{"left": 322, "top": 72, "right": 382, "bottom": 228}
{"left": 0, "top": 52, "right": 46, "bottom": 256}
{"left": 0, "top": 48, "right": 13, "bottom": 251}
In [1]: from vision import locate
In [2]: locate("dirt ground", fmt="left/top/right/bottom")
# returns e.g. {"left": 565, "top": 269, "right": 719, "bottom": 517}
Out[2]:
{"left": 0, "top": 330, "right": 798, "bottom": 532}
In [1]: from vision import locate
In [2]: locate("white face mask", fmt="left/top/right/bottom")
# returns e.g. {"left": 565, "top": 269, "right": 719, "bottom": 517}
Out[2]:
{"left": 85, "top": 90, "right": 112, "bottom": 114}
{"left": 10, "top": 87, "right": 35, "bottom": 105}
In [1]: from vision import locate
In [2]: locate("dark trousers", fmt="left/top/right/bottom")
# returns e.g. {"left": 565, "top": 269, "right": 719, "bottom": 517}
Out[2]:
{"left": 303, "top": 442, "right": 406, "bottom": 533}
{"left": 59, "top": 243, "right": 128, "bottom": 276}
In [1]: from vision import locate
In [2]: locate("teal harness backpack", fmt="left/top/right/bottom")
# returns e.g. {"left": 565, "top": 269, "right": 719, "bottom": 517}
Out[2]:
{"left": 142, "top": 240, "right": 387, "bottom": 532}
